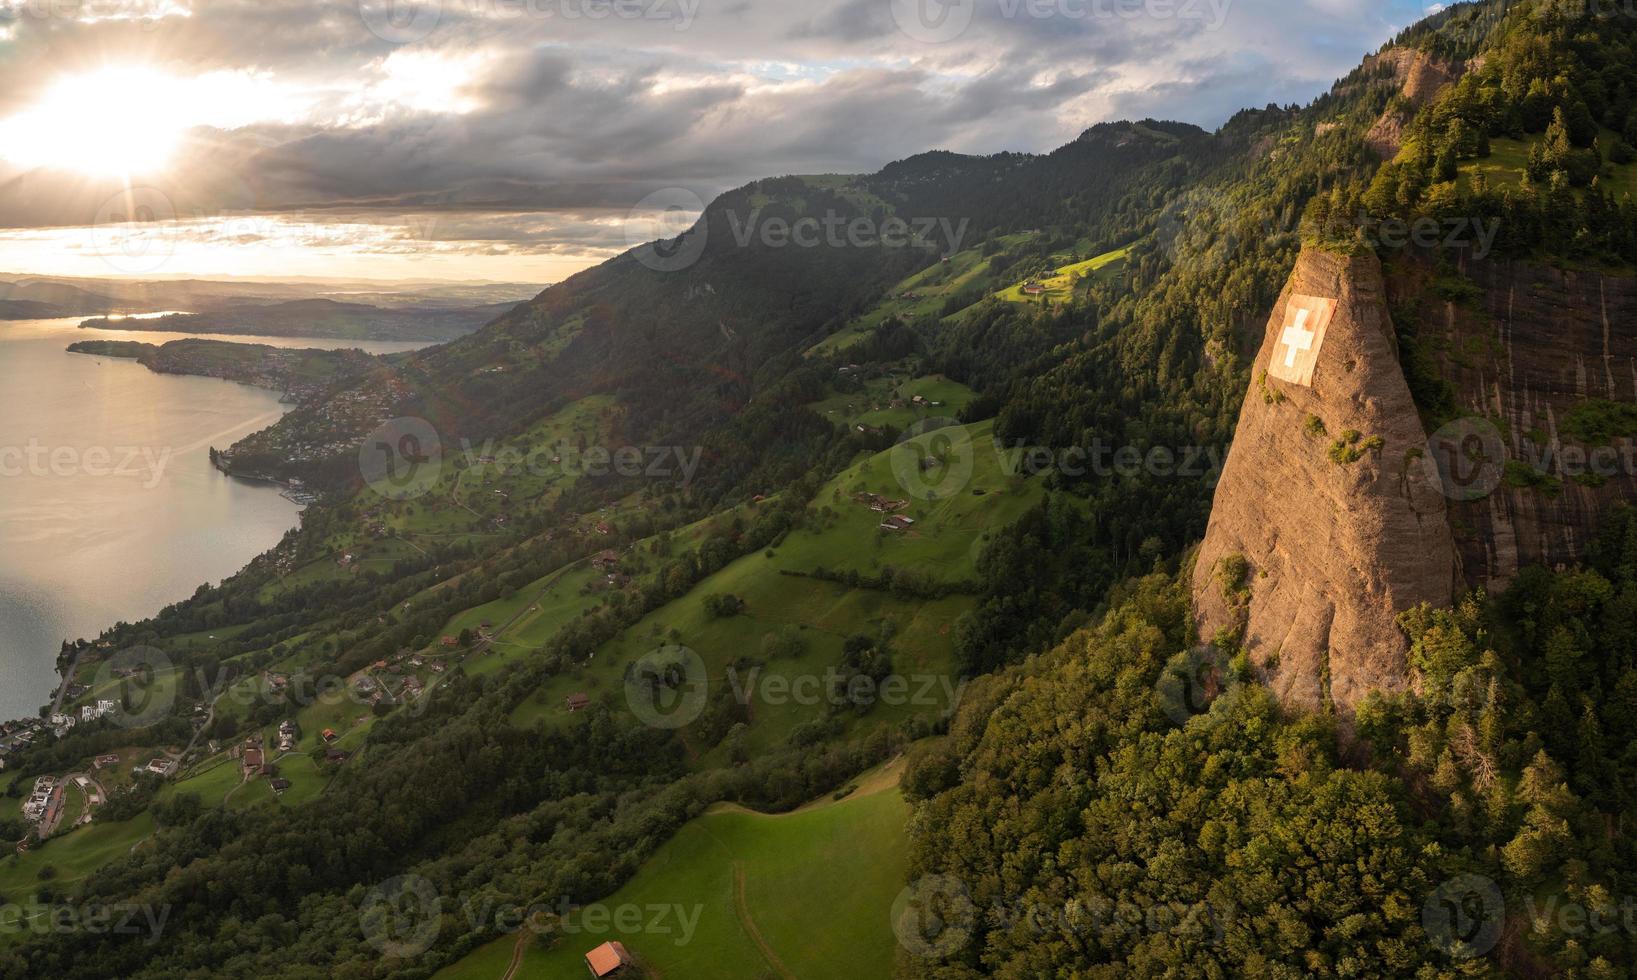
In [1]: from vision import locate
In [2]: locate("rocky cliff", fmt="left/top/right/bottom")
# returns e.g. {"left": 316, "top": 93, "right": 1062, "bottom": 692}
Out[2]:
{"left": 1363, "top": 47, "right": 1466, "bottom": 158}
{"left": 1193, "top": 247, "right": 1457, "bottom": 714}
{"left": 1388, "top": 256, "right": 1637, "bottom": 586}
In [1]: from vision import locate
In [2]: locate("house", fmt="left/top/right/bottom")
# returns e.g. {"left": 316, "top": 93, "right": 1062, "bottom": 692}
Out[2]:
{"left": 584, "top": 941, "right": 634, "bottom": 978}
{"left": 324, "top": 748, "right": 350, "bottom": 763}
{"left": 441, "top": 636, "right": 460, "bottom": 648}
{"left": 270, "top": 777, "right": 291, "bottom": 794}
{"left": 593, "top": 521, "right": 612, "bottom": 535}
{"left": 93, "top": 754, "right": 121, "bottom": 769}
{"left": 879, "top": 515, "right": 916, "bottom": 532}
{"left": 146, "top": 758, "right": 176, "bottom": 777}
{"left": 591, "top": 549, "right": 620, "bottom": 570}
{"left": 566, "top": 693, "right": 591, "bottom": 713}
{"left": 1022, "top": 283, "right": 1046, "bottom": 296}
{"left": 242, "top": 746, "right": 264, "bottom": 778}
{"left": 321, "top": 728, "right": 339, "bottom": 744}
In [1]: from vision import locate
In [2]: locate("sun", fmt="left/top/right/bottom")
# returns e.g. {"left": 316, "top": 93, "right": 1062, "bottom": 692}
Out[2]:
{"left": 0, "top": 66, "right": 190, "bottom": 178}
{"left": 0, "top": 64, "right": 304, "bottom": 180}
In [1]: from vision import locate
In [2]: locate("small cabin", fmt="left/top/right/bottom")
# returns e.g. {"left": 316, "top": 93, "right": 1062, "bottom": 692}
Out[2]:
{"left": 584, "top": 941, "right": 634, "bottom": 978}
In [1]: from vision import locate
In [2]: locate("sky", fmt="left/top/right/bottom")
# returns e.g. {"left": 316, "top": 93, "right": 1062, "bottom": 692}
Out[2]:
{"left": 0, "top": 0, "right": 1441, "bottom": 285}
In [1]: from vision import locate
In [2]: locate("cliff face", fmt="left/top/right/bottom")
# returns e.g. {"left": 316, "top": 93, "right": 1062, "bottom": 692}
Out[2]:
{"left": 1193, "top": 248, "right": 1457, "bottom": 714}
{"left": 1388, "top": 257, "right": 1637, "bottom": 586}
{"left": 1364, "top": 47, "right": 1466, "bottom": 158}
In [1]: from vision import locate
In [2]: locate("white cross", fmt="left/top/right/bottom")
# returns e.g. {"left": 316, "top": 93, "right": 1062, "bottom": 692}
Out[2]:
{"left": 1280, "top": 308, "right": 1315, "bottom": 368}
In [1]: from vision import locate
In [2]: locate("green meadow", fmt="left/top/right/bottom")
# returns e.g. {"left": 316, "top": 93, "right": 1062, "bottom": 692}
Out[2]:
{"left": 995, "top": 245, "right": 1130, "bottom": 303}
{"left": 1457, "top": 129, "right": 1637, "bottom": 200}
{"left": 806, "top": 231, "right": 1041, "bottom": 354}
{"left": 437, "top": 762, "right": 910, "bottom": 980}
{"left": 511, "top": 419, "right": 1042, "bottom": 756}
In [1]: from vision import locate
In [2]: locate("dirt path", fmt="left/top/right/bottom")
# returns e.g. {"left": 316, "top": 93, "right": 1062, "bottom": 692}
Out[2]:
{"left": 498, "top": 928, "right": 529, "bottom": 980}
{"left": 733, "top": 863, "right": 797, "bottom": 980}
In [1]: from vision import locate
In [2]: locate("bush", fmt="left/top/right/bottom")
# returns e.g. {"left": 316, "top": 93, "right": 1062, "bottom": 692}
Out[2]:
{"left": 702, "top": 593, "right": 746, "bottom": 619}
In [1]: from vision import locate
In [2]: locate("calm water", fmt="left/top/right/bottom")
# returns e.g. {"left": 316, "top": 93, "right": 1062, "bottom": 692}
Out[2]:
{"left": 0, "top": 317, "right": 428, "bottom": 720}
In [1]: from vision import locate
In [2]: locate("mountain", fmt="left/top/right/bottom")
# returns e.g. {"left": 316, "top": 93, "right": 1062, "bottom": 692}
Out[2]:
{"left": 6, "top": 2, "right": 1637, "bottom": 978}
{"left": 78, "top": 297, "right": 523, "bottom": 342}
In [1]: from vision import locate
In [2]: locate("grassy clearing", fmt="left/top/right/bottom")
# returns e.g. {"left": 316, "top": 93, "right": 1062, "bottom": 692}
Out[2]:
{"left": 512, "top": 419, "right": 1042, "bottom": 754}
{"left": 0, "top": 812, "right": 155, "bottom": 899}
{"left": 780, "top": 418, "right": 1044, "bottom": 584}
{"left": 996, "top": 245, "right": 1130, "bottom": 303}
{"left": 440, "top": 762, "right": 910, "bottom": 979}
{"left": 159, "top": 757, "right": 243, "bottom": 807}
{"left": 1459, "top": 129, "right": 1637, "bottom": 200}
{"left": 806, "top": 373, "right": 978, "bottom": 434}
{"left": 807, "top": 232, "right": 1041, "bottom": 354}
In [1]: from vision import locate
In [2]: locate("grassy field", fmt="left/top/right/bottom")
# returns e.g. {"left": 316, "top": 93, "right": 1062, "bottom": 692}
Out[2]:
{"left": 996, "top": 245, "right": 1130, "bottom": 303}
{"left": 778, "top": 418, "right": 1046, "bottom": 584}
{"left": 806, "top": 373, "right": 978, "bottom": 434}
{"left": 437, "top": 762, "right": 911, "bottom": 979}
{"left": 511, "top": 418, "right": 1042, "bottom": 756}
{"left": 0, "top": 811, "right": 155, "bottom": 902}
{"left": 1458, "top": 129, "right": 1637, "bottom": 199}
{"left": 806, "top": 232, "right": 1041, "bottom": 354}
{"left": 159, "top": 757, "right": 244, "bottom": 807}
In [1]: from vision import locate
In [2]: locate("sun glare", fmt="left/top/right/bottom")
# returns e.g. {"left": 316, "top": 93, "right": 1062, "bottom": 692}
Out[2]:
{"left": 0, "top": 67, "right": 187, "bottom": 177}
{"left": 0, "top": 65, "right": 306, "bottom": 179}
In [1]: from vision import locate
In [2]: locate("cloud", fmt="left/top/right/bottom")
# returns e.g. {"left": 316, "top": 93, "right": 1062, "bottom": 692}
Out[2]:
{"left": 0, "top": 0, "right": 1434, "bottom": 276}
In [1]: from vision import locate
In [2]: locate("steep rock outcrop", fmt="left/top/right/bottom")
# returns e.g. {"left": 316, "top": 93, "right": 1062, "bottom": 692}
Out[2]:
{"left": 1194, "top": 248, "right": 1457, "bottom": 713}
{"left": 1364, "top": 47, "right": 1466, "bottom": 158}
{"left": 1387, "top": 256, "right": 1637, "bottom": 587}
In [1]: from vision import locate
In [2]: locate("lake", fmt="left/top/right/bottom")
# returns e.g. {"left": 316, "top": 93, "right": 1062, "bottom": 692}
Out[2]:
{"left": 0, "top": 316, "right": 428, "bottom": 721}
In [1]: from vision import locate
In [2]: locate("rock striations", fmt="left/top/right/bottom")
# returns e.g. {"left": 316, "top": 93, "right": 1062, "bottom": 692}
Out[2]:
{"left": 1193, "top": 247, "right": 1457, "bottom": 714}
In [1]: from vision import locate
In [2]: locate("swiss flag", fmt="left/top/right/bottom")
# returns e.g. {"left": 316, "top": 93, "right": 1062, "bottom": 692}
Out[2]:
{"left": 1267, "top": 294, "right": 1337, "bottom": 388}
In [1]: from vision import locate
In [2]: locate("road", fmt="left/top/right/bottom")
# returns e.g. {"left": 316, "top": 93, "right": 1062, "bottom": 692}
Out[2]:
{"left": 49, "top": 646, "right": 90, "bottom": 717}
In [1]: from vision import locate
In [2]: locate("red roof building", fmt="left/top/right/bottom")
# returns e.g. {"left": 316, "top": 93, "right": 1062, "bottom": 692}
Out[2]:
{"left": 584, "top": 941, "right": 633, "bottom": 978}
